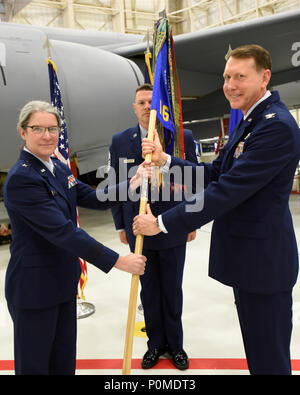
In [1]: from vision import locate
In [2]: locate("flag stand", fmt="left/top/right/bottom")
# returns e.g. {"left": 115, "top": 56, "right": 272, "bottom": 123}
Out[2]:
{"left": 77, "top": 299, "right": 95, "bottom": 319}
{"left": 122, "top": 109, "right": 157, "bottom": 375}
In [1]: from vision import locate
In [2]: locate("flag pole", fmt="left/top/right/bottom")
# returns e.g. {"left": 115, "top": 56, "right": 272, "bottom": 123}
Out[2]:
{"left": 122, "top": 108, "right": 157, "bottom": 375}
{"left": 46, "top": 48, "right": 94, "bottom": 320}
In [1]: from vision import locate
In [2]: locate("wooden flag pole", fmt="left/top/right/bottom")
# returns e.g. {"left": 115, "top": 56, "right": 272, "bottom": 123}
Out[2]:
{"left": 122, "top": 109, "right": 157, "bottom": 375}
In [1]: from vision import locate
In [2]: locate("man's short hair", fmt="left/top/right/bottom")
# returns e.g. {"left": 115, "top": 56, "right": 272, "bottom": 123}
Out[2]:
{"left": 226, "top": 44, "right": 272, "bottom": 72}
{"left": 135, "top": 83, "right": 153, "bottom": 97}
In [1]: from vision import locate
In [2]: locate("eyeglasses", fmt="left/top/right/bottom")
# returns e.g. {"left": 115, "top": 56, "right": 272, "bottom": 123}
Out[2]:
{"left": 26, "top": 125, "right": 60, "bottom": 134}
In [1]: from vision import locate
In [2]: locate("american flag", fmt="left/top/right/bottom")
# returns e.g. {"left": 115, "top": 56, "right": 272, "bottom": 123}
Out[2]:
{"left": 47, "top": 58, "right": 88, "bottom": 300}
{"left": 47, "top": 59, "right": 70, "bottom": 167}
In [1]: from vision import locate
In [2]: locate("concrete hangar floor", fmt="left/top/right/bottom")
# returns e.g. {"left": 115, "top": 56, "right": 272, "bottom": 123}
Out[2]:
{"left": 1, "top": 196, "right": 300, "bottom": 376}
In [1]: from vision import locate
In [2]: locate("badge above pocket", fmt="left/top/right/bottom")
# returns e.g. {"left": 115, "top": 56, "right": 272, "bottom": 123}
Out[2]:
{"left": 234, "top": 142, "right": 244, "bottom": 159}
{"left": 67, "top": 174, "right": 78, "bottom": 189}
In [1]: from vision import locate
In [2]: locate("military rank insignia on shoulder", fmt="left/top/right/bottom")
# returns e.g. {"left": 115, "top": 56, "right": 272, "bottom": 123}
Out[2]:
{"left": 265, "top": 113, "right": 276, "bottom": 120}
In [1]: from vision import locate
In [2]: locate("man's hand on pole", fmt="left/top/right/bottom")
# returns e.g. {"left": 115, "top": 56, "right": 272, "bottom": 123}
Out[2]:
{"left": 133, "top": 204, "right": 161, "bottom": 236}
{"left": 142, "top": 129, "right": 168, "bottom": 166}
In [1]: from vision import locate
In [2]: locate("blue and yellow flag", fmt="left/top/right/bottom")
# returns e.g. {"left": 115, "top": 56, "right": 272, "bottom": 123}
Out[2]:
{"left": 151, "top": 18, "right": 184, "bottom": 158}
{"left": 151, "top": 38, "right": 175, "bottom": 136}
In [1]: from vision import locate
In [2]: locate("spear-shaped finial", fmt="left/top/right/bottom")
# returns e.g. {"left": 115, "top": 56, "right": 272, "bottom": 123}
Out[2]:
{"left": 43, "top": 36, "right": 53, "bottom": 59}
{"left": 159, "top": 8, "right": 167, "bottom": 19}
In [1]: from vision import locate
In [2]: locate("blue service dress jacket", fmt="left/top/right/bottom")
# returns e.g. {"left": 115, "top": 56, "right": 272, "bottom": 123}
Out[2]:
{"left": 109, "top": 125, "right": 198, "bottom": 251}
{"left": 161, "top": 91, "right": 300, "bottom": 294}
{"left": 4, "top": 149, "right": 126, "bottom": 310}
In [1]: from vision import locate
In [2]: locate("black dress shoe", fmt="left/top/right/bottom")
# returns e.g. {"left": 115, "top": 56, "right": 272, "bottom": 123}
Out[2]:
{"left": 141, "top": 348, "right": 165, "bottom": 369}
{"left": 170, "top": 349, "right": 189, "bottom": 370}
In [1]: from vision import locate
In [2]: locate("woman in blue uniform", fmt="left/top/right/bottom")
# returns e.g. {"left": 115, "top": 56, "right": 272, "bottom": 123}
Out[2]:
{"left": 4, "top": 100, "right": 146, "bottom": 375}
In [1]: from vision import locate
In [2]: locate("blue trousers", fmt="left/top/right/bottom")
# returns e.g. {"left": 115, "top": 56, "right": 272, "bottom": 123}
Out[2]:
{"left": 140, "top": 245, "right": 186, "bottom": 351}
{"left": 8, "top": 300, "right": 77, "bottom": 375}
{"left": 233, "top": 288, "right": 293, "bottom": 375}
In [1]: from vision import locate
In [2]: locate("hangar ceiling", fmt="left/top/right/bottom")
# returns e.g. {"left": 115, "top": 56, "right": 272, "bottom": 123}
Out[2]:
{"left": 0, "top": 0, "right": 299, "bottom": 36}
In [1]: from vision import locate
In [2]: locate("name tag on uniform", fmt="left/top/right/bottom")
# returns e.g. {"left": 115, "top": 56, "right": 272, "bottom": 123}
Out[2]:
{"left": 123, "top": 158, "right": 135, "bottom": 164}
{"left": 67, "top": 174, "right": 78, "bottom": 189}
{"left": 234, "top": 141, "right": 244, "bottom": 159}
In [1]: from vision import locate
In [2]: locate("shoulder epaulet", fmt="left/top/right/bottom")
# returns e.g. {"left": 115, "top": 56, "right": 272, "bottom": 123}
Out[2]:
{"left": 19, "top": 160, "right": 31, "bottom": 169}
{"left": 264, "top": 112, "right": 277, "bottom": 120}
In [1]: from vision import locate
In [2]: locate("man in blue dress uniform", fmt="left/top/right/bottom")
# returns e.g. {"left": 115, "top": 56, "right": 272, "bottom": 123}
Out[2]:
{"left": 134, "top": 45, "right": 300, "bottom": 375}
{"left": 109, "top": 84, "right": 198, "bottom": 370}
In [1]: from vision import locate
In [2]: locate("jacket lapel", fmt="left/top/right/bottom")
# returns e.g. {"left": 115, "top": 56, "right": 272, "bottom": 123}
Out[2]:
{"left": 228, "top": 118, "right": 249, "bottom": 149}
{"left": 220, "top": 119, "right": 248, "bottom": 173}
{"left": 50, "top": 161, "right": 70, "bottom": 197}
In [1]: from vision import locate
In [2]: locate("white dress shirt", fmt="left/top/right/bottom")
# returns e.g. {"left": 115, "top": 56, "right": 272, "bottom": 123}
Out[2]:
{"left": 23, "top": 146, "right": 55, "bottom": 176}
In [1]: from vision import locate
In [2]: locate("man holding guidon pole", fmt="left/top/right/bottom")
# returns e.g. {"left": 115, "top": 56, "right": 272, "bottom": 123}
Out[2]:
{"left": 134, "top": 44, "right": 300, "bottom": 375}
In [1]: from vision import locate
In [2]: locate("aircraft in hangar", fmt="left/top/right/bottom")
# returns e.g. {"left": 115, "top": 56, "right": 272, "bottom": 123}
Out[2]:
{"left": 0, "top": 9, "right": 299, "bottom": 176}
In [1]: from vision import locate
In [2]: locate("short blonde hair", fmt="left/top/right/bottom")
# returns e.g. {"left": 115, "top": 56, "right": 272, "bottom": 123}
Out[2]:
{"left": 18, "top": 100, "right": 61, "bottom": 130}
{"left": 135, "top": 83, "right": 153, "bottom": 100}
